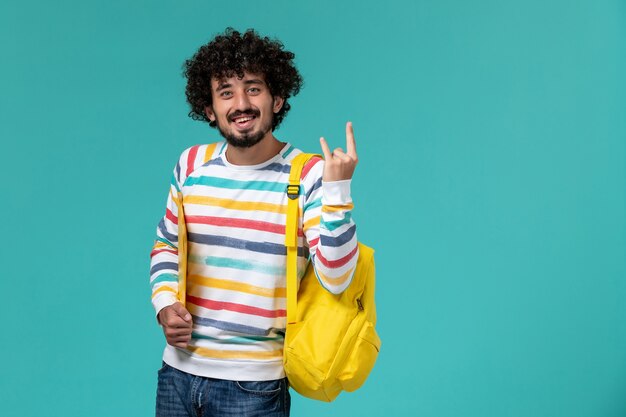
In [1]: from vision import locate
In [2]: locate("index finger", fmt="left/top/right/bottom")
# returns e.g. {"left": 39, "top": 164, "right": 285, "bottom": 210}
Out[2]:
{"left": 345, "top": 121, "right": 357, "bottom": 158}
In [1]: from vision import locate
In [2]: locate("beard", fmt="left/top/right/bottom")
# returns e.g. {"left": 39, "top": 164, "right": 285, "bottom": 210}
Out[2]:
{"left": 216, "top": 109, "right": 274, "bottom": 149}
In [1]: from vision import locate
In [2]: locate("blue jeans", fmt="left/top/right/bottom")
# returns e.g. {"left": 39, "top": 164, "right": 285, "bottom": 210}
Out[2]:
{"left": 156, "top": 362, "right": 291, "bottom": 417}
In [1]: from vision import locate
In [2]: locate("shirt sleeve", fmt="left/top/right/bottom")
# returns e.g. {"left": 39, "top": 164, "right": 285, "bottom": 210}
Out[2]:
{"left": 301, "top": 157, "right": 359, "bottom": 294}
{"left": 149, "top": 157, "right": 186, "bottom": 316}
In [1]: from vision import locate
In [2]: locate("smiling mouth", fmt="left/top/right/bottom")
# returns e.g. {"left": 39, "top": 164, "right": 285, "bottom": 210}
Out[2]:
{"left": 232, "top": 115, "right": 256, "bottom": 124}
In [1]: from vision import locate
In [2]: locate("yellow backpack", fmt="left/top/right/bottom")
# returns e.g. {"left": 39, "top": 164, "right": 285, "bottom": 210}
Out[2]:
{"left": 283, "top": 153, "right": 381, "bottom": 402}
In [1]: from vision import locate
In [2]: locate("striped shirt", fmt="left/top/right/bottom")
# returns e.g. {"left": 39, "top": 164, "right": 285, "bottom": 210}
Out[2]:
{"left": 149, "top": 141, "right": 358, "bottom": 380}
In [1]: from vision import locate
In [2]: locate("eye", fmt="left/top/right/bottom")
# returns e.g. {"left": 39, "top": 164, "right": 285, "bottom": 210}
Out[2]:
{"left": 247, "top": 87, "right": 261, "bottom": 94}
{"left": 220, "top": 91, "right": 233, "bottom": 98}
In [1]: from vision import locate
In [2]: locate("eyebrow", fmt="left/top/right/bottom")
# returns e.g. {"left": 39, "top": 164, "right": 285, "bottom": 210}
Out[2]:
{"left": 215, "top": 82, "right": 232, "bottom": 92}
{"left": 215, "top": 78, "right": 265, "bottom": 92}
{"left": 243, "top": 79, "right": 264, "bottom": 86}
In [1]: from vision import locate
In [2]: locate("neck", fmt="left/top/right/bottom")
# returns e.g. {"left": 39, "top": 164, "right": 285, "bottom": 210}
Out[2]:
{"left": 225, "top": 133, "right": 285, "bottom": 166}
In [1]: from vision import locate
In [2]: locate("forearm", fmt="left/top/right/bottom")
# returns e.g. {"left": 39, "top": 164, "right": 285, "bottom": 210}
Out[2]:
{"left": 306, "top": 179, "right": 359, "bottom": 294}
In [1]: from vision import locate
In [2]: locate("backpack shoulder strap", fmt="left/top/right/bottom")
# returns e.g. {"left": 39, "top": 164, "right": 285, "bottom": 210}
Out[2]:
{"left": 286, "top": 152, "right": 322, "bottom": 324}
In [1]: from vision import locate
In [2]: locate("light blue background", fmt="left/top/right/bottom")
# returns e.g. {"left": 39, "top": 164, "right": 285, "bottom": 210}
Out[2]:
{"left": 1, "top": 1, "right": 625, "bottom": 416}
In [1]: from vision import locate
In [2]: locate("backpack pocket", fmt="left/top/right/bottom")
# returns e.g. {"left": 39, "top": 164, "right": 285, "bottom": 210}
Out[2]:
{"left": 336, "top": 321, "right": 381, "bottom": 392}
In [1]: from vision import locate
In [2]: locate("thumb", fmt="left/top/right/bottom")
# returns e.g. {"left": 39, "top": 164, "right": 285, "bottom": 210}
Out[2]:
{"left": 172, "top": 302, "right": 192, "bottom": 322}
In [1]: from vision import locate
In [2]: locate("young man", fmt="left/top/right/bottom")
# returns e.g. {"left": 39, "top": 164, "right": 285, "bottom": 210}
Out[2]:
{"left": 149, "top": 28, "right": 359, "bottom": 417}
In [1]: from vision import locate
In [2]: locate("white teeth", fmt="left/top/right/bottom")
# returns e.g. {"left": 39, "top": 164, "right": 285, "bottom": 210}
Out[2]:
{"left": 235, "top": 116, "right": 253, "bottom": 123}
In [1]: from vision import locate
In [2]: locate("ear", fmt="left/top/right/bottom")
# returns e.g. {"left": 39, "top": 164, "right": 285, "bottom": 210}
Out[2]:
{"left": 204, "top": 106, "right": 216, "bottom": 122}
{"left": 272, "top": 96, "right": 284, "bottom": 113}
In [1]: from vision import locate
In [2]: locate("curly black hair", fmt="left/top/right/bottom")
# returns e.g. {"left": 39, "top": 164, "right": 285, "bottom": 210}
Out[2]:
{"left": 183, "top": 28, "right": 303, "bottom": 131}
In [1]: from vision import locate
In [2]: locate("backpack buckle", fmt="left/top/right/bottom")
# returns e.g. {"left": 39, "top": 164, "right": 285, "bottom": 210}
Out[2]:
{"left": 286, "top": 184, "right": 300, "bottom": 200}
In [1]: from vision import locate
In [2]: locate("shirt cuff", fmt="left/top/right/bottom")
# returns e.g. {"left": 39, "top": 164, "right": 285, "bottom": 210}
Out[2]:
{"left": 322, "top": 179, "right": 353, "bottom": 205}
{"left": 153, "top": 292, "right": 178, "bottom": 321}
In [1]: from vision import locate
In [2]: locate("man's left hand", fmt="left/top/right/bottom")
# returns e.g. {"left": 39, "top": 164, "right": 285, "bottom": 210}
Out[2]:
{"left": 319, "top": 121, "right": 359, "bottom": 182}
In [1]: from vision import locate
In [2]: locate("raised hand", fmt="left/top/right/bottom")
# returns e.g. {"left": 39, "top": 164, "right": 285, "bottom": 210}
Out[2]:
{"left": 319, "top": 121, "right": 359, "bottom": 182}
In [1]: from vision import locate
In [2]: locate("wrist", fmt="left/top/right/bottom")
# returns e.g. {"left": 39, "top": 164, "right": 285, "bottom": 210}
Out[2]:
{"left": 322, "top": 179, "right": 353, "bottom": 205}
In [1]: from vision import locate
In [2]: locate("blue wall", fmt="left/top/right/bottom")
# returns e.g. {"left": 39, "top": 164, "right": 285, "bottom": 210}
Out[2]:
{"left": 1, "top": 1, "right": 625, "bottom": 416}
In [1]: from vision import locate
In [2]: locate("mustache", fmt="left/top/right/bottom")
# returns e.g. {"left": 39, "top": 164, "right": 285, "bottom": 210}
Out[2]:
{"left": 229, "top": 109, "right": 260, "bottom": 121}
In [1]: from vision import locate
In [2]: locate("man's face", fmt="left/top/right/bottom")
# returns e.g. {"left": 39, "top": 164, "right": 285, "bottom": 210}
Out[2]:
{"left": 205, "top": 72, "right": 284, "bottom": 148}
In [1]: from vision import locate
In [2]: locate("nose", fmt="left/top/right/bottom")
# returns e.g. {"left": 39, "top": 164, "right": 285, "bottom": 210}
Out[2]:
{"left": 234, "top": 90, "right": 251, "bottom": 110}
